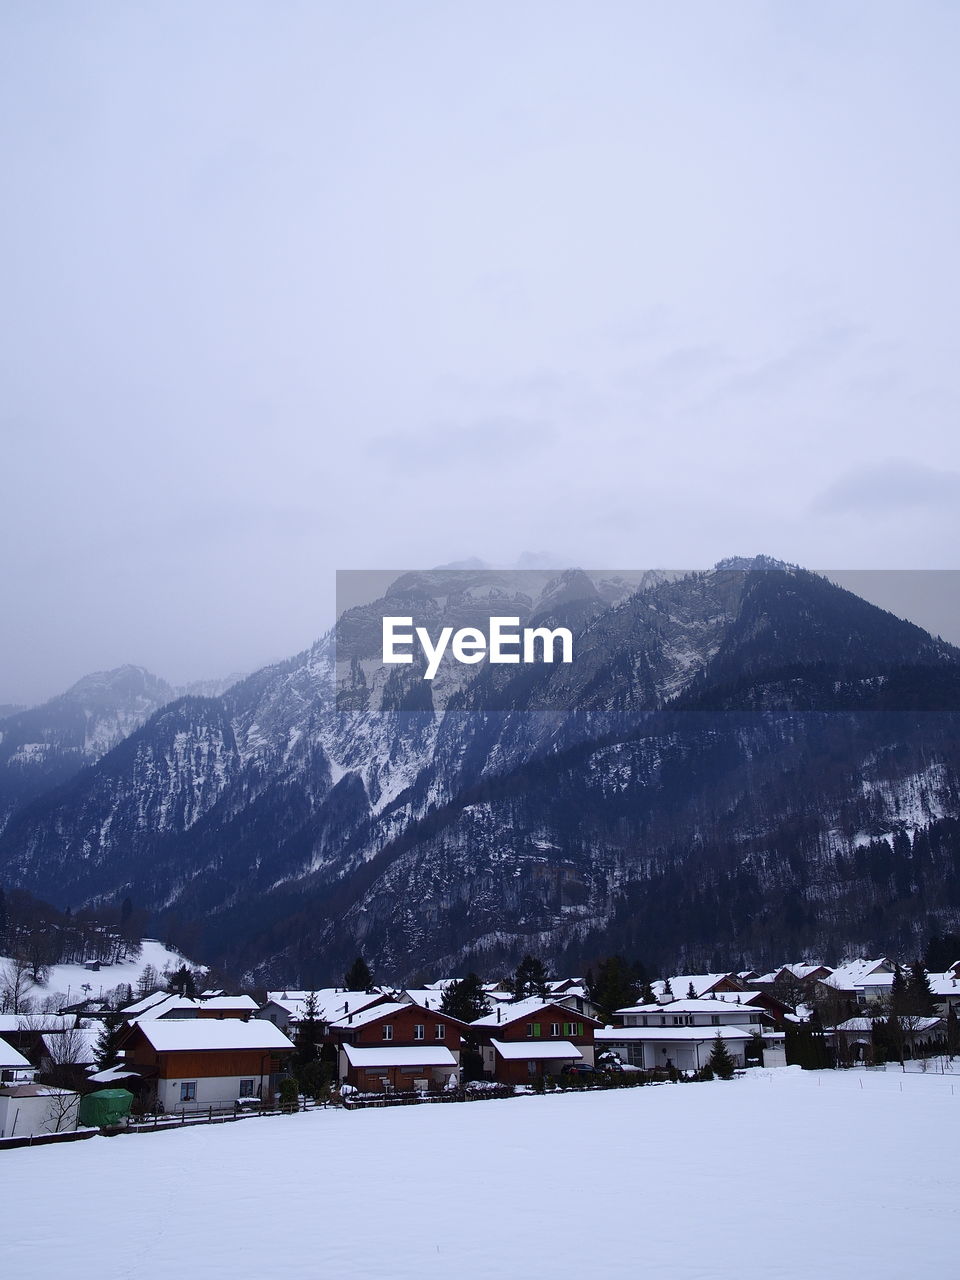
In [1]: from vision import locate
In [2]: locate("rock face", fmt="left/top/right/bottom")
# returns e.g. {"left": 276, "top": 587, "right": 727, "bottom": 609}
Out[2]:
{"left": 1, "top": 563, "right": 959, "bottom": 985}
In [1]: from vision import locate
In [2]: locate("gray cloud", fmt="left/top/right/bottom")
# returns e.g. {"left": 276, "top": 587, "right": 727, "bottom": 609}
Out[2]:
{"left": 2, "top": 2, "right": 960, "bottom": 703}
{"left": 812, "top": 460, "right": 960, "bottom": 514}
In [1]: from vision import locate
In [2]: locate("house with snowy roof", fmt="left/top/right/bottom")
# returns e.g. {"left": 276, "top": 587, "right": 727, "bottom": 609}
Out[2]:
{"left": 815, "top": 959, "right": 896, "bottom": 1010}
{"left": 328, "top": 1001, "right": 465, "bottom": 1093}
{"left": 597, "top": 998, "right": 768, "bottom": 1071}
{"left": 927, "top": 971, "right": 960, "bottom": 1013}
{"left": 116, "top": 1018, "right": 294, "bottom": 1112}
{"left": 829, "top": 1015, "right": 944, "bottom": 1062}
{"left": 0, "top": 1035, "right": 37, "bottom": 1085}
{"left": 652, "top": 973, "right": 748, "bottom": 1001}
{"left": 0, "top": 1014, "right": 78, "bottom": 1065}
{"left": 258, "top": 989, "right": 390, "bottom": 1034}
{"left": 470, "top": 998, "right": 599, "bottom": 1084}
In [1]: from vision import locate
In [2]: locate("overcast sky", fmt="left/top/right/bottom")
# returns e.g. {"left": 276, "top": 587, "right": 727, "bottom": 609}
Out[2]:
{"left": 2, "top": 2, "right": 959, "bottom": 704}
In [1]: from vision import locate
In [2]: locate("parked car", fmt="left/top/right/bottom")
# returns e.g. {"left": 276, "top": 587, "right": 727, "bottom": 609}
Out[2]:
{"left": 560, "top": 1063, "right": 598, "bottom": 1077}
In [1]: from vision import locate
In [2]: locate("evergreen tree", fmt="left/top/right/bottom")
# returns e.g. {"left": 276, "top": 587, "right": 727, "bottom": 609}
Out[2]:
{"left": 889, "top": 963, "right": 908, "bottom": 1015}
{"left": 907, "top": 960, "right": 935, "bottom": 1016}
{"left": 662, "top": 977, "right": 674, "bottom": 999}
{"left": 94, "top": 1012, "right": 125, "bottom": 1070}
{"left": 511, "top": 954, "right": 549, "bottom": 1000}
{"left": 293, "top": 991, "right": 324, "bottom": 1072}
{"left": 686, "top": 981, "right": 697, "bottom": 1000}
{"left": 167, "top": 964, "right": 197, "bottom": 998}
{"left": 925, "top": 933, "right": 960, "bottom": 973}
{"left": 707, "top": 1031, "right": 736, "bottom": 1080}
{"left": 586, "top": 956, "right": 641, "bottom": 1020}
{"left": 947, "top": 1004, "right": 959, "bottom": 1059}
{"left": 344, "top": 955, "right": 373, "bottom": 991}
{"left": 638, "top": 976, "right": 657, "bottom": 1005}
{"left": 440, "top": 974, "right": 490, "bottom": 1023}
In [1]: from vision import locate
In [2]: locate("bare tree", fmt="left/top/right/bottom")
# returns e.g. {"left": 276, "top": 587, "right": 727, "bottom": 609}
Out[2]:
{"left": 40, "top": 1025, "right": 91, "bottom": 1091}
{"left": 41, "top": 1088, "right": 80, "bottom": 1134}
{"left": 0, "top": 955, "right": 36, "bottom": 1014}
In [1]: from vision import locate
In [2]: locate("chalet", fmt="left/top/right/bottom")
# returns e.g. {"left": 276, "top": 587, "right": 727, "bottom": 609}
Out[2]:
{"left": 117, "top": 1019, "right": 294, "bottom": 1111}
{"left": 119, "top": 993, "right": 259, "bottom": 1023}
{"left": 653, "top": 973, "right": 748, "bottom": 1001}
{"left": 329, "top": 1001, "right": 464, "bottom": 1093}
{"left": 0, "top": 1036, "right": 37, "bottom": 1085}
{"left": 815, "top": 959, "right": 896, "bottom": 1011}
{"left": 928, "top": 970, "right": 960, "bottom": 1013}
{"left": 828, "top": 1015, "right": 944, "bottom": 1062}
{"left": 752, "top": 963, "right": 834, "bottom": 990}
{"left": 598, "top": 998, "right": 766, "bottom": 1071}
{"left": 470, "top": 998, "right": 599, "bottom": 1084}
{"left": 196, "top": 996, "right": 259, "bottom": 1019}
{"left": 258, "top": 989, "right": 390, "bottom": 1034}
{"left": 0, "top": 1014, "right": 77, "bottom": 1065}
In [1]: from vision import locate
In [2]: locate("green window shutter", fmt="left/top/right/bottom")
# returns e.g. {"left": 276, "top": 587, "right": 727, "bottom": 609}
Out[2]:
{"left": 533, "top": 1023, "right": 541, "bottom": 1037}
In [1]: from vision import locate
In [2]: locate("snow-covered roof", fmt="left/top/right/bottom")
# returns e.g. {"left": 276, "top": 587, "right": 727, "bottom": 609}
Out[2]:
{"left": 122, "top": 989, "right": 176, "bottom": 1014}
{"left": 490, "top": 1039, "right": 583, "bottom": 1061}
{"left": 398, "top": 990, "right": 447, "bottom": 1011}
{"left": 597, "top": 1026, "right": 752, "bottom": 1042}
{"left": 617, "top": 999, "right": 760, "bottom": 1016}
{"left": 129, "top": 995, "right": 202, "bottom": 1021}
{"left": 131, "top": 1020, "right": 294, "bottom": 1053}
{"left": 0, "top": 1036, "right": 33, "bottom": 1069}
{"left": 471, "top": 997, "right": 597, "bottom": 1028}
{"left": 821, "top": 959, "right": 893, "bottom": 991}
{"left": 200, "top": 995, "right": 259, "bottom": 1011}
{"left": 754, "top": 963, "right": 832, "bottom": 984}
{"left": 928, "top": 972, "right": 960, "bottom": 997}
{"left": 653, "top": 975, "right": 742, "bottom": 999}
{"left": 264, "top": 990, "right": 387, "bottom": 1023}
{"left": 342, "top": 1044, "right": 457, "bottom": 1068}
{"left": 0, "top": 1014, "right": 74, "bottom": 1033}
{"left": 423, "top": 979, "right": 458, "bottom": 991}
{"left": 0, "top": 1083, "right": 76, "bottom": 1098}
{"left": 88, "top": 1065, "right": 142, "bottom": 1084}
{"left": 328, "top": 1001, "right": 410, "bottom": 1030}
{"left": 834, "top": 1016, "right": 941, "bottom": 1033}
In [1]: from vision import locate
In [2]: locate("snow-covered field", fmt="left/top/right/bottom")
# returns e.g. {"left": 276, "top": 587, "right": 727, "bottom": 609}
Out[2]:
{"left": 1, "top": 1067, "right": 956, "bottom": 1279}
{"left": 1, "top": 939, "right": 200, "bottom": 1007}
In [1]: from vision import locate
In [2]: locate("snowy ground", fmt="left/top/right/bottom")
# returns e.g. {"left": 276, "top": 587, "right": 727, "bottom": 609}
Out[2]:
{"left": 2, "top": 1067, "right": 957, "bottom": 1280}
{"left": 1, "top": 938, "right": 200, "bottom": 1008}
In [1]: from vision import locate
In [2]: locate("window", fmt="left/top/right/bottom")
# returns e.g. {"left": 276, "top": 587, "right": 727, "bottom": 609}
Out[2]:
{"left": 180, "top": 1081, "right": 197, "bottom": 1102}
{"left": 382, "top": 1024, "right": 394, "bottom": 1040}
{"left": 711, "top": 1015, "right": 720, "bottom": 1026}
{"left": 550, "top": 1023, "right": 560, "bottom": 1036}
{"left": 434, "top": 1024, "right": 445, "bottom": 1040}
{"left": 239, "top": 1079, "right": 255, "bottom": 1097}
{"left": 564, "top": 1022, "right": 584, "bottom": 1036}
{"left": 414, "top": 1024, "right": 425, "bottom": 1041}
{"left": 527, "top": 1061, "right": 538, "bottom": 1075}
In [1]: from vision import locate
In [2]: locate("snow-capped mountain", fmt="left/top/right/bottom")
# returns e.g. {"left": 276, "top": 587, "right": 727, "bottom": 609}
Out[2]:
{"left": 1, "top": 562, "right": 958, "bottom": 984}
{"left": 0, "top": 664, "right": 245, "bottom": 831}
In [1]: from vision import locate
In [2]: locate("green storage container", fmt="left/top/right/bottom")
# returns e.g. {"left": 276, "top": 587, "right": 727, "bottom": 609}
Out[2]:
{"left": 79, "top": 1088, "right": 134, "bottom": 1127}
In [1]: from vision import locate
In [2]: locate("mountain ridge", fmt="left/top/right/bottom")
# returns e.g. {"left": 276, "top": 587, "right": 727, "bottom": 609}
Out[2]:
{"left": 0, "top": 561, "right": 957, "bottom": 983}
